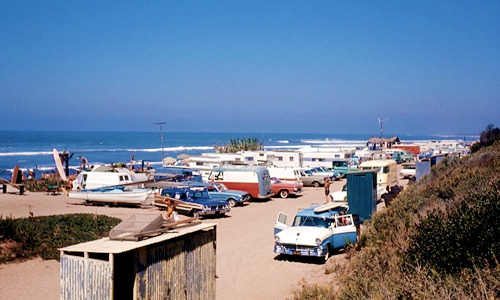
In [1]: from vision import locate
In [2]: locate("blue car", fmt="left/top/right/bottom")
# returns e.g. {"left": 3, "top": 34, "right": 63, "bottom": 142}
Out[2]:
{"left": 160, "top": 185, "right": 230, "bottom": 218}
{"left": 188, "top": 182, "right": 251, "bottom": 207}
{"left": 273, "top": 203, "right": 357, "bottom": 262}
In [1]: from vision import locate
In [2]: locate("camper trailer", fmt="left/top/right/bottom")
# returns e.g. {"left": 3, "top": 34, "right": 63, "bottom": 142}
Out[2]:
{"left": 267, "top": 167, "right": 302, "bottom": 183}
{"left": 208, "top": 166, "right": 273, "bottom": 199}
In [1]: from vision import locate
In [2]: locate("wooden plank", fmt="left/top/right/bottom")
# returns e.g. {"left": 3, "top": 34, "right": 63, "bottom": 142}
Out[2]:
{"left": 11, "top": 165, "right": 20, "bottom": 184}
{"left": 0, "top": 178, "right": 23, "bottom": 190}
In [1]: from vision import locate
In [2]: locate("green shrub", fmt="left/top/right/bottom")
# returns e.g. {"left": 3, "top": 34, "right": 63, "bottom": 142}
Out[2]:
{"left": 406, "top": 186, "right": 500, "bottom": 274}
{"left": 0, "top": 214, "right": 120, "bottom": 262}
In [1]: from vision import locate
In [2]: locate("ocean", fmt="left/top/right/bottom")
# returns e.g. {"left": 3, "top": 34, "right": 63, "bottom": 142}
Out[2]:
{"left": 0, "top": 131, "right": 477, "bottom": 180}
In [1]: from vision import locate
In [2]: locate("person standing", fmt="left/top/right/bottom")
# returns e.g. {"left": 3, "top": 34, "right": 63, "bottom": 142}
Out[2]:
{"left": 324, "top": 178, "right": 331, "bottom": 203}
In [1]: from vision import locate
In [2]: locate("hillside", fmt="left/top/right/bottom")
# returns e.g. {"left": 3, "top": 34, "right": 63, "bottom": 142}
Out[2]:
{"left": 296, "top": 142, "right": 500, "bottom": 299}
{"left": 341, "top": 142, "right": 500, "bottom": 299}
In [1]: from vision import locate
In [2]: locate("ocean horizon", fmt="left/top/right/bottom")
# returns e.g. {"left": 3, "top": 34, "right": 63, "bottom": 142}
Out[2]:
{"left": 0, "top": 130, "right": 479, "bottom": 180}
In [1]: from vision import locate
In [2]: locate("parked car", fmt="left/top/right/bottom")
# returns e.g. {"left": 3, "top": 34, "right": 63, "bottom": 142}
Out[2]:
{"left": 274, "top": 203, "right": 357, "bottom": 262}
{"left": 309, "top": 166, "right": 342, "bottom": 181}
{"left": 399, "top": 162, "right": 416, "bottom": 179}
{"left": 391, "top": 151, "right": 414, "bottom": 163}
{"left": 297, "top": 170, "right": 328, "bottom": 187}
{"left": 270, "top": 177, "right": 303, "bottom": 198}
{"left": 331, "top": 159, "right": 358, "bottom": 177}
{"left": 159, "top": 166, "right": 203, "bottom": 182}
{"left": 329, "top": 184, "right": 347, "bottom": 202}
{"left": 159, "top": 185, "right": 230, "bottom": 218}
{"left": 189, "top": 182, "right": 251, "bottom": 207}
{"left": 330, "top": 183, "right": 386, "bottom": 202}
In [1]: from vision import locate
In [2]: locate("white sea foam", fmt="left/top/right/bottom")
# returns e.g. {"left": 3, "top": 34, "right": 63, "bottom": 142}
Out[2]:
{"left": 0, "top": 146, "right": 214, "bottom": 157}
{"left": 97, "top": 146, "right": 214, "bottom": 152}
{"left": 264, "top": 145, "right": 304, "bottom": 150}
{"left": 300, "top": 139, "right": 366, "bottom": 146}
{"left": 0, "top": 151, "right": 53, "bottom": 157}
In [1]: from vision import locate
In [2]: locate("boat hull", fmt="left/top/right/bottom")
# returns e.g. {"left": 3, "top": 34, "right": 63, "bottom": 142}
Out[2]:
{"left": 68, "top": 188, "right": 153, "bottom": 204}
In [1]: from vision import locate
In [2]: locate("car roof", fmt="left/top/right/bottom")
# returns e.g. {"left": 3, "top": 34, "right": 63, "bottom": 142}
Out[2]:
{"left": 296, "top": 204, "right": 347, "bottom": 218}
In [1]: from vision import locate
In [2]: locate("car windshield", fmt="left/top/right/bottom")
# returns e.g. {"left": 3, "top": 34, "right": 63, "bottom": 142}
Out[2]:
{"left": 217, "top": 183, "right": 228, "bottom": 191}
{"left": 292, "top": 216, "right": 330, "bottom": 228}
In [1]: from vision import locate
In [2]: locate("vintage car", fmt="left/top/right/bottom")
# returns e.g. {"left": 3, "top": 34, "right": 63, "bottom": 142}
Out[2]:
{"left": 297, "top": 170, "right": 328, "bottom": 187}
{"left": 270, "top": 177, "right": 303, "bottom": 198}
{"left": 329, "top": 183, "right": 386, "bottom": 202}
{"left": 274, "top": 202, "right": 357, "bottom": 262}
{"left": 188, "top": 182, "right": 251, "bottom": 207}
{"left": 332, "top": 159, "right": 358, "bottom": 177}
{"left": 159, "top": 185, "right": 230, "bottom": 218}
{"left": 391, "top": 151, "right": 414, "bottom": 163}
{"left": 399, "top": 162, "right": 416, "bottom": 179}
{"left": 329, "top": 184, "right": 347, "bottom": 202}
{"left": 309, "top": 166, "right": 342, "bottom": 181}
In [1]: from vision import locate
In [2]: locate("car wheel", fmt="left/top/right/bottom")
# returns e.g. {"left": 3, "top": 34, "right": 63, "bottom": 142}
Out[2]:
{"left": 228, "top": 198, "right": 238, "bottom": 207}
{"left": 279, "top": 190, "right": 289, "bottom": 198}
{"left": 312, "top": 181, "right": 320, "bottom": 187}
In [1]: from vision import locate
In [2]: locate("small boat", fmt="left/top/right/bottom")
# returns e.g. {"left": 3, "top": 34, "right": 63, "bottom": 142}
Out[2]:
{"left": 68, "top": 186, "right": 154, "bottom": 206}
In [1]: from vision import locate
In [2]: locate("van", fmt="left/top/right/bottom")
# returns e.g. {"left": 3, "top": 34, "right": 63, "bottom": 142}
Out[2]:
{"left": 208, "top": 166, "right": 273, "bottom": 199}
{"left": 359, "top": 159, "right": 398, "bottom": 191}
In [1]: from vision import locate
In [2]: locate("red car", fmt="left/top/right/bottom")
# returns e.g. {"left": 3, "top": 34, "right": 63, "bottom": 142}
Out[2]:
{"left": 271, "top": 177, "right": 303, "bottom": 198}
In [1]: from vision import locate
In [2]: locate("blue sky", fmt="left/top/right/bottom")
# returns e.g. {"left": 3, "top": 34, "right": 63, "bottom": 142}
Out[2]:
{"left": 1, "top": 1, "right": 499, "bottom": 135}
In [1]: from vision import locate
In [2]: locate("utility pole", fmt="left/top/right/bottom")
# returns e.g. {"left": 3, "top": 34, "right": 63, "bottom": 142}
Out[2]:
{"left": 378, "top": 117, "right": 388, "bottom": 138}
{"left": 152, "top": 122, "right": 166, "bottom": 163}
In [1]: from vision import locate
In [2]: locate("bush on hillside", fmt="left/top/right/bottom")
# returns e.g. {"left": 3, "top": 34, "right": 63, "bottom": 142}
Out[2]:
{"left": 471, "top": 124, "right": 500, "bottom": 153}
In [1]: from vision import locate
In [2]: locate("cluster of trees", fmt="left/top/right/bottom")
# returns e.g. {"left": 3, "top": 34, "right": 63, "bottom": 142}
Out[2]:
{"left": 214, "top": 138, "right": 263, "bottom": 153}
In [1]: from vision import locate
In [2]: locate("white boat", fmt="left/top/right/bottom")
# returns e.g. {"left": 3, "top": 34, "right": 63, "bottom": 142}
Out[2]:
{"left": 68, "top": 186, "right": 154, "bottom": 205}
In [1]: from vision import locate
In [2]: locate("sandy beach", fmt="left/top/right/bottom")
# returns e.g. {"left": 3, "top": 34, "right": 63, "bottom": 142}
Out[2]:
{"left": 0, "top": 179, "right": 385, "bottom": 299}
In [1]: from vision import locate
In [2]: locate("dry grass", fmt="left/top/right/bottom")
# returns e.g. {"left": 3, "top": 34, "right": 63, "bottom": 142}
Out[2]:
{"left": 293, "top": 142, "right": 500, "bottom": 299}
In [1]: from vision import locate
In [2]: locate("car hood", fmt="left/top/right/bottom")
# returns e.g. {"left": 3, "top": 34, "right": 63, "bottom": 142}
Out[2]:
{"left": 223, "top": 189, "right": 249, "bottom": 197}
{"left": 276, "top": 226, "right": 331, "bottom": 246}
{"left": 190, "top": 199, "right": 228, "bottom": 206}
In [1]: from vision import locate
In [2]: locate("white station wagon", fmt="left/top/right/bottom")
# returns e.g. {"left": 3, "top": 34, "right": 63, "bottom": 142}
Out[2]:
{"left": 274, "top": 202, "right": 358, "bottom": 262}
